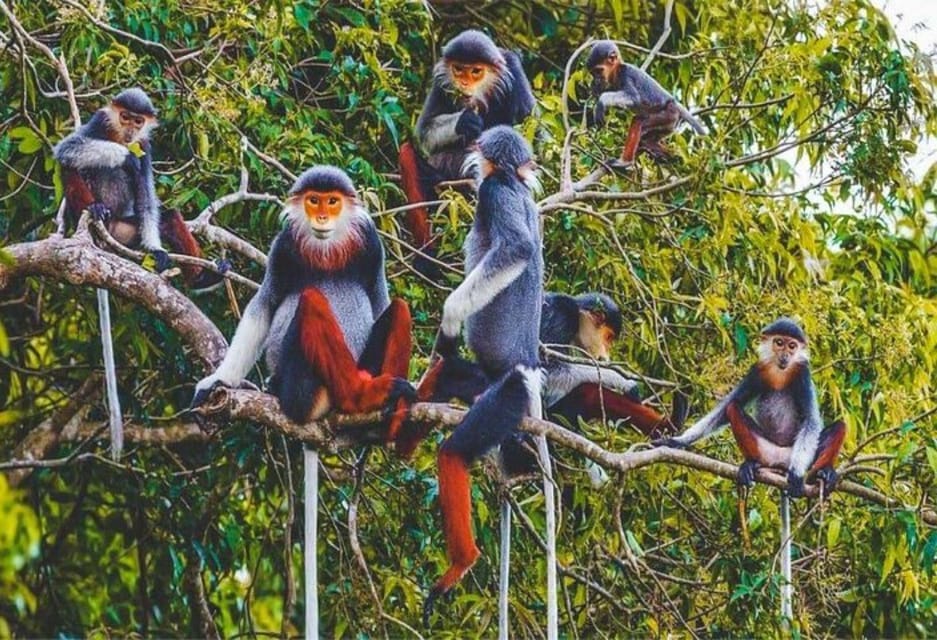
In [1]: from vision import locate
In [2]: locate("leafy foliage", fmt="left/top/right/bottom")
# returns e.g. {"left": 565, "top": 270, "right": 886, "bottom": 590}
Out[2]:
{"left": 1, "top": 0, "right": 936, "bottom": 636}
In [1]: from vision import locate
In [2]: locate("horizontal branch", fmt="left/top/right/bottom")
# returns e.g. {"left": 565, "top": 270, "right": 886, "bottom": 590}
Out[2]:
{"left": 0, "top": 216, "right": 227, "bottom": 367}
{"left": 193, "top": 388, "right": 937, "bottom": 526}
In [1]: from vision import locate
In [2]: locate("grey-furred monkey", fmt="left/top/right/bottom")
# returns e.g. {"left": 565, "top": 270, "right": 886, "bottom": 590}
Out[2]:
{"left": 587, "top": 40, "right": 706, "bottom": 167}
{"left": 655, "top": 318, "right": 846, "bottom": 497}
{"left": 53, "top": 87, "right": 226, "bottom": 290}
{"left": 190, "top": 166, "right": 417, "bottom": 448}
{"left": 421, "top": 125, "right": 544, "bottom": 624}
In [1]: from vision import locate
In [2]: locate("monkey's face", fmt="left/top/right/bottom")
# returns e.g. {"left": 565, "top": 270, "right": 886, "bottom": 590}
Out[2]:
{"left": 301, "top": 190, "right": 347, "bottom": 239}
{"left": 575, "top": 310, "right": 617, "bottom": 361}
{"left": 448, "top": 61, "right": 496, "bottom": 98}
{"left": 759, "top": 334, "right": 807, "bottom": 371}
{"left": 590, "top": 50, "right": 619, "bottom": 91}
{"left": 107, "top": 105, "right": 156, "bottom": 145}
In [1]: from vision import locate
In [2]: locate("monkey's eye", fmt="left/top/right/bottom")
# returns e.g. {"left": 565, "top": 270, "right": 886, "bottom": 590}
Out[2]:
{"left": 133, "top": 115, "right": 145, "bottom": 126}
{"left": 470, "top": 67, "right": 484, "bottom": 78}
{"left": 789, "top": 341, "right": 798, "bottom": 350}
{"left": 119, "top": 111, "right": 132, "bottom": 123}
{"left": 774, "top": 337, "right": 784, "bottom": 347}
{"left": 308, "top": 196, "right": 319, "bottom": 205}
{"left": 328, "top": 197, "right": 339, "bottom": 206}
{"left": 608, "top": 52, "right": 617, "bottom": 61}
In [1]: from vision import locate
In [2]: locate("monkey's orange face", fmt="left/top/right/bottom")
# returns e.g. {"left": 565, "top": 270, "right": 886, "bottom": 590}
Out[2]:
{"left": 449, "top": 62, "right": 495, "bottom": 97}
{"left": 302, "top": 190, "right": 347, "bottom": 239}
{"left": 576, "top": 311, "right": 617, "bottom": 361}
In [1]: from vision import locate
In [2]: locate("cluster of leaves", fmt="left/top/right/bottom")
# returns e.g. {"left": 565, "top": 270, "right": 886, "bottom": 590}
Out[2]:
{"left": 1, "top": 0, "right": 937, "bottom": 636}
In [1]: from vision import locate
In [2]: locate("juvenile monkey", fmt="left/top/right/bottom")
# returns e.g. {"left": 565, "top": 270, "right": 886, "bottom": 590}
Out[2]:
{"left": 399, "top": 29, "right": 535, "bottom": 279}
{"left": 656, "top": 318, "right": 845, "bottom": 497}
{"left": 587, "top": 41, "right": 705, "bottom": 168}
{"left": 54, "top": 87, "right": 227, "bottom": 290}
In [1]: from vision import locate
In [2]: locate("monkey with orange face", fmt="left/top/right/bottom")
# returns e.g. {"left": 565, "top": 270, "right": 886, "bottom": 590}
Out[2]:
{"left": 398, "top": 30, "right": 535, "bottom": 279}
{"left": 191, "top": 166, "right": 416, "bottom": 445}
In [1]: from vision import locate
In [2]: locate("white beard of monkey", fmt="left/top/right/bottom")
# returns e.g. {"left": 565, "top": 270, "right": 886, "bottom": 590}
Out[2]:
{"left": 281, "top": 199, "right": 368, "bottom": 271}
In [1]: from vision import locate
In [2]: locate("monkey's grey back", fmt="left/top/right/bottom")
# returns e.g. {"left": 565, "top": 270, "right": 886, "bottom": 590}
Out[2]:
{"left": 465, "top": 176, "right": 543, "bottom": 376}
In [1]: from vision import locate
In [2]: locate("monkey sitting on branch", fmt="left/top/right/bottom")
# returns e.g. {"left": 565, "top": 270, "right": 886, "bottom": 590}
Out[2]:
{"left": 54, "top": 87, "right": 228, "bottom": 291}
{"left": 587, "top": 40, "right": 706, "bottom": 169}
{"left": 655, "top": 318, "right": 846, "bottom": 498}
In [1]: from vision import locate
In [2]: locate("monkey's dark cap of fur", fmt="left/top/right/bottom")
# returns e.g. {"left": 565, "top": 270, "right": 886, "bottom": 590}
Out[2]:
{"left": 477, "top": 125, "right": 533, "bottom": 170}
{"left": 586, "top": 40, "right": 620, "bottom": 68}
{"left": 761, "top": 317, "right": 807, "bottom": 343}
{"left": 576, "top": 293, "right": 623, "bottom": 336}
{"left": 442, "top": 29, "right": 506, "bottom": 68}
{"left": 289, "top": 165, "right": 358, "bottom": 198}
{"left": 112, "top": 88, "right": 157, "bottom": 117}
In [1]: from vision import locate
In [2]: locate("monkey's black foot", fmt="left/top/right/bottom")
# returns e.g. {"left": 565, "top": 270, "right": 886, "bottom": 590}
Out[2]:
{"left": 189, "top": 259, "right": 232, "bottom": 293}
{"left": 815, "top": 467, "right": 839, "bottom": 493}
{"left": 786, "top": 471, "right": 806, "bottom": 498}
{"left": 150, "top": 249, "right": 172, "bottom": 273}
{"left": 651, "top": 436, "right": 687, "bottom": 449}
{"left": 190, "top": 379, "right": 225, "bottom": 410}
{"left": 385, "top": 378, "right": 417, "bottom": 412}
{"left": 87, "top": 202, "right": 112, "bottom": 222}
{"left": 737, "top": 459, "right": 760, "bottom": 487}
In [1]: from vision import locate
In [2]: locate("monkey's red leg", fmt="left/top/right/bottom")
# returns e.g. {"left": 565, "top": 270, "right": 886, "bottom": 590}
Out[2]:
{"left": 555, "top": 383, "right": 670, "bottom": 436}
{"left": 727, "top": 402, "right": 764, "bottom": 461}
{"left": 399, "top": 142, "right": 432, "bottom": 251}
{"left": 810, "top": 420, "right": 846, "bottom": 471}
{"left": 159, "top": 209, "right": 223, "bottom": 289}
{"left": 299, "top": 288, "right": 408, "bottom": 414}
{"left": 424, "top": 370, "right": 530, "bottom": 625}
{"left": 63, "top": 170, "right": 95, "bottom": 230}
{"left": 357, "top": 299, "right": 414, "bottom": 447}
{"left": 637, "top": 103, "right": 680, "bottom": 162}
{"left": 620, "top": 119, "right": 644, "bottom": 164}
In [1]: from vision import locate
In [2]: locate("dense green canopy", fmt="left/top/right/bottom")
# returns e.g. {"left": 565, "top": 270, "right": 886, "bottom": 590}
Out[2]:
{"left": 1, "top": 0, "right": 936, "bottom": 636}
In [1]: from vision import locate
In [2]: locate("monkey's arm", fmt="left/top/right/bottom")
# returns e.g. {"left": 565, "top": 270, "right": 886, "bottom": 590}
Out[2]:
{"left": 786, "top": 369, "right": 823, "bottom": 495}
{"left": 191, "top": 235, "right": 283, "bottom": 405}
{"left": 364, "top": 223, "right": 392, "bottom": 318}
{"left": 663, "top": 368, "right": 762, "bottom": 447}
{"left": 416, "top": 88, "right": 475, "bottom": 154}
{"left": 504, "top": 50, "right": 535, "bottom": 122}
{"left": 131, "top": 145, "right": 164, "bottom": 252}
{"left": 542, "top": 362, "right": 637, "bottom": 408}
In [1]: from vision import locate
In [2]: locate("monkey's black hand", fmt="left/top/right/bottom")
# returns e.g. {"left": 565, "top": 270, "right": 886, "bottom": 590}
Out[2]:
{"left": 433, "top": 331, "right": 459, "bottom": 359}
{"left": 87, "top": 202, "right": 112, "bottom": 223}
{"left": 651, "top": 436, "right": 687, "bottom": 449}
{"left": 151, "top": 249, "right": 172, "bottom": 273}
{"left": 215, "top": 258, "right": 232, "bottom": 274}
{"left": 455, "top": 109, "right": 484, "bottom": 142}
{"left": 190, "top": 379, "right": 223, "bottom": 410}
{"left": 786, "top": 471, "right": 806, "bottom": 498}
{"left": 815, "top": 467, "right": 839, "bottom": 493}
{"left": 737, "top": 459, "right": 760, "bottom": 487}
{"left": 594, "top": 101, "right": 607, "bottom": 127}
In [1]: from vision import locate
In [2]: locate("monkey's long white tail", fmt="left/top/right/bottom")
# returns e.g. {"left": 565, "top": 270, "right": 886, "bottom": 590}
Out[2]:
{"left": 96, "top": 289, "right": 123, "bottom": 460}
{"left": 779, "top": 492, "right": 793, "bottom": 625}
{"left": 304, "top": 447, "right": 319, "bottom": 638}
{"left": 498, "top": 498, "right": 511, "bottom": 640}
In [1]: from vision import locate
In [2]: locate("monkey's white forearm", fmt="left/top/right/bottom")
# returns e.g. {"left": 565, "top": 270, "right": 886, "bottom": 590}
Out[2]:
{"left": 672, "top": 395, "right": 730, "bottom": 445}
{"left": 139, "top": 212, "right": 163, "bottom": 251}
{"left": 599, "top": 91, "right": 635, "bottom": 111}
{"left": 440, "top": 255, "right": 527, "bottom": 338}
{"left": 202, "top": 298, "right": 271, "bottom": 387}
{"left": 542, "top": 363, "right": 636, "bottom": 408}
{"left": 421, "top": 112, "right": 463, "bottom": 154}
